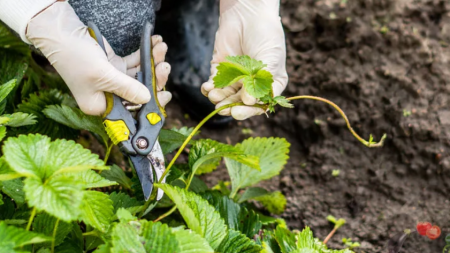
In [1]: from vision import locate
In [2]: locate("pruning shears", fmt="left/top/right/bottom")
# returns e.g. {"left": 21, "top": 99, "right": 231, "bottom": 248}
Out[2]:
{"left": 87, "top": 21, "right": 166, "bottom": 201}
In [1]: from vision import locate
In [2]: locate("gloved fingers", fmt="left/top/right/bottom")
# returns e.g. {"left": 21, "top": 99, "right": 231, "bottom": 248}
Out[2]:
{"left": 156, "top": 62, "right": 171, "bottom": 91}
{"left": 153, "top": 41, "right": 168, "bottom": 65}
{"left": 272, "top": 79, "right": 287, "bottom": 97}
{"left": 101, "top": 66, "right": 151, "bottom": 105}
{"left": 230, "top": 106, "right": 265, "bottom": 120}
{"left": 240, "top": 88, "right": 257, "bottom": 105}
{"left": 157, "top": 91, "right": 172, "bottom": 108}
{"left": 207, "top": 82, "right": 241, "bottom": 104}
{"left": 122, "top": 49, "right": 141, "bottom": 69}
{"left": 201, "top": 62, "right": 220, "bottom": 96}
{"left": 102, "top": 37, "right": 128, "bottom": 73}
{"left": 215, "top": 92, "right": 242, "bottom": 116}
{"left": 76, "top": 91, "right": 107, "bottom": 116}
{"left": 127, "top": 66, "right": 139, "bottom": 78}
{"left": 151, "top": 35, "right": 163, "bottom": 46}
{"left": 125, "top": 61, "right": 171, "bottom": 90}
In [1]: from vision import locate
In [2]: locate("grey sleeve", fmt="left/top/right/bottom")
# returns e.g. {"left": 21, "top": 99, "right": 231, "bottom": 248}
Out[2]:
{"left": 70, "top": 0, "right": 158, "bottom": 56}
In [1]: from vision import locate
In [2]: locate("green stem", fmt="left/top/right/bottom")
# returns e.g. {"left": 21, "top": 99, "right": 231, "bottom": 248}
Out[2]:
{"left": 287, "top": 96, "right": 386, "bottom": 147}
{"left": 82, "top": 231, "right": 98, "bottom": 237}
{"left": 138, "top": 102, "right": 265, "bottom": 218}
{"left": 140, "top": 95, "right": 385, "bottom": 219}
{"left": 160, "top": 102, "right": 261, "bottom": 183}
{"left": 26, "top": 208, "right": 37, "bottom": 231}
{"left": 229, "top": 188, "right": 239, "bottom": 199}
{"left": 51, "top": 219, "right": 60, "bottom": 253}
{"left": 104, "top": 143, "right": 113, "bottom": 164}
{"left": 153, "top": 206, "right": 176, "bottom": 222}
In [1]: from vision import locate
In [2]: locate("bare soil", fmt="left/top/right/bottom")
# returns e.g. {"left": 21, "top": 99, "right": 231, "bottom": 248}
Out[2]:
{"left": 165, "top": 0, "right": 450, "bottom": 252}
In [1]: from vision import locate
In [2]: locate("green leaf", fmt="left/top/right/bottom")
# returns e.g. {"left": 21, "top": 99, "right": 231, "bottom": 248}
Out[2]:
{"left": 254, "top": 191, "right": 287, "bottom": 215}
{"left": 0, "top": 126, "right": 6, "bottom": 141}
{"left": 101, "top": 165, "right": 132, "bottom": 190}
{"left": 261, "top": 230, "right": 282, "bottom": 253}
{"left": 0, "top": 193, "right": 3, "bottom": 205}
{"left": 156, "top": 184, "right": 228, "bottom": 250}
{"left": 0, "top": 166, "right": 26, "bottom": 204}
{"left": 0, "top": 79, "right": 16, "bottom": 104}
{"left": 3, "top": 113, "right": 37, "bottom": 127}
{"left": 226, "top": 137, "right": 290, "bottom": 193}
{"left": 109, "top": 192, "right": 143, "bottom": 213}
{"left": 189, "top": 139, "right": 260, "bottom": 176}
{"left": 32, "top": 213, "right": 73, "bottom": 248}
{"left": 238, "top": 187, "right": 270, "bottom": 203}
{"left": 294, "top": 227, "right": 353, "bottom": 253}
{"left": 239, "top": 187, "right": 287, "bottom": 214}
{"left": 54, "top": 239, "right": 83, "bottom": 253}
{"left": 159, "top": 127, "right": 196, "bottom": 155}
{"left": 273, "top": 96, "right": 294, "bottom": 109}
{"left": 217, "top": 229, "right": 262, "bottom": 253}
{"left": 0, "top": 197, "right": 14, "bottom": 219}
{"left": 202, "top": 191, "right": 262, "bottom": 238}
{"left": 140, "top": 221, "right": 179, "bottom": 252}
{"left": 79, "top": 191, "right": 114, "bottom": 233}
{"left": 213, "top": 62, "right": 248, "bottom": 88}
{"left": 172, "top": 228, "right": 214, "bottom": 253}
{"left": 3, "top": 134, "right": 104, "bottom": 179}
{"left": 76, "top": 170, "right": 117, "bottom": 188}
{"left": 17, "top": 90, "right": 78, "bottom": 139}
{"left": 116, "top": 208, "right": 137, "bottom": 223}
{"left": 0, "top": 221, "right": 51, "bottom": 248}
{"left": 110, "top": 221, "right": 147, "bottom": 253}
{"left": 274, "top": 226, "right": 297, "bottom": 253}
{"left": 226, "top": 56, "right": 266, "bottom": 74}
{"left": 24, "top": 175, "right": 84, "bottom": 222}
{"left": 213, "top": 56, "right": 274, "bottom": 98}
{"left": 43, "top": 105, "right": 108, "bottom": 145}
{"left": 0, "top": 51, "right": 28, "bottom": 86}
{"left": 243, "top": 70, "right": 273, "bottom": 98}
{"left": 93, "top": 243, "right": 111, "bottom": 253}
{"left": 0, "top": 24, "right": 30, "bottom": 55}
{"left": 111, "top": 217, "right": 213, "bottom": 253}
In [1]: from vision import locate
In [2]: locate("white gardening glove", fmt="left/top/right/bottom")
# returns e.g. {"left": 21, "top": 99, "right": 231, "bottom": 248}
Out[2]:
{"left": 26, "top": 1, "right": 171, "bottom": 116}
{"left": 201, "top": 0, "right": 288, "bottom": 120}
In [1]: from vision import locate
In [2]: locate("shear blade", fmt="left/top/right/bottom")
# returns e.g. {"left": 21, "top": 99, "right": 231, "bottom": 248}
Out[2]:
{"left": 129, "top": 141, "right": 166, "bottom": 201}
{"left": 147, "top": 141, "right": 166, "bottom": 200}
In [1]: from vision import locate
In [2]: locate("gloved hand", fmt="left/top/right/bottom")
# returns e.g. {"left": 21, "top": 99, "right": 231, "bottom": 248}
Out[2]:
{"left": 26, "top": 1, "right": 171, "bottom": 116}
{"left": 201, "top": 0, "right": 288, "bottom": 120}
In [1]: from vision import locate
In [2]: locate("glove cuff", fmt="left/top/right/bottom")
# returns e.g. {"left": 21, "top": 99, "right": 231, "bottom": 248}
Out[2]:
{"left": 0, "top": 0, "right": 57, "bottom": 44}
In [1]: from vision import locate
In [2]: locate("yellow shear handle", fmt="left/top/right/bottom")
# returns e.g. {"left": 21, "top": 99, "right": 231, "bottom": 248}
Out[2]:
{"left": 104, "top": 120, "right": 130, "bottom": 145}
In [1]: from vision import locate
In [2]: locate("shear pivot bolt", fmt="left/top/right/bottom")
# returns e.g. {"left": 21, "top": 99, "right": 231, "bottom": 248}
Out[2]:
{"left": 136, "top": 138, "right": 148, "bottom": 149}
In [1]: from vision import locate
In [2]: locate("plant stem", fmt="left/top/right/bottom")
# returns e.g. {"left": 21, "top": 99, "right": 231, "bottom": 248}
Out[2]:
{"left": 229, "top": 188, "right": 239, "bottom": 199}
{"left": 26, "top": 207, "right": 37, "bottom": 231}
{"left": 138, "top": 102, "right": 265, "bottom": 218}
{"left": 160, "top": 102, "right": 259, "bottom": 183}
{"left": 104, "top": 143, "right": 113, "bottom": 164}
{"left": 287, "top": 96, "right": 386, "bottom": 147}
{"left": 323, "top": 227, "right": 337, "bottom": 245}
{"left": 154, "top": 206, "right": 177, "bottom": 222}
{"left": 51, "top": 219, "right": 60, "bottom": 253}
{"left": 82, "top": 231, "right": 98, "bottom": 237}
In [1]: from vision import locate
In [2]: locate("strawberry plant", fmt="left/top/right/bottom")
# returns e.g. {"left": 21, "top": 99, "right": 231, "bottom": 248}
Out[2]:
{"left": 0, "top": 22, "right": 389, "bottom": 252}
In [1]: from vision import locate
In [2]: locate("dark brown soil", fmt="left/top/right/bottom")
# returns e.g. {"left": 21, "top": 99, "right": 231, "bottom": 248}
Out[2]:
{"left": 165, "top": 0, "right": 450, "bottom": 252}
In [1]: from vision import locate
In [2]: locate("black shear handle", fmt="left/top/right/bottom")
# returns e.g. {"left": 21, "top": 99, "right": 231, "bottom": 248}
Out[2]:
{"left": 131, "top": 21, "right": 166, "bottom": 156}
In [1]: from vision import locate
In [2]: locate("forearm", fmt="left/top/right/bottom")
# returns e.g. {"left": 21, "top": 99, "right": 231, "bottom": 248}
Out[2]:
{"left": 0, "top": 0, "right": 56, "bottom": 43}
